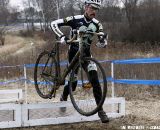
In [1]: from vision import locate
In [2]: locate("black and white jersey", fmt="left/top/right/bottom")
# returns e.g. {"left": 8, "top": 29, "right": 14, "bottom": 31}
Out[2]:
{"left": 51, "top": 15, "right": 104, "bottom": 58}
{"left": 50, "top": 15, "right": 103, "bottom": 40}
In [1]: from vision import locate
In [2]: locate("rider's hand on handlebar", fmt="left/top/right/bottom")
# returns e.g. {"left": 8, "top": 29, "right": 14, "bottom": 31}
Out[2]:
{"left": 98, "top": 32, "right": 105, "bottom": 36}
{"left": 96, "top": 33, "right": 108, "bottom": 48}
{"left": 96, "top": 40, "right": 107, "bottom": 48}
{"left": 60, "top": 35, "right": 69, "bottom": 44}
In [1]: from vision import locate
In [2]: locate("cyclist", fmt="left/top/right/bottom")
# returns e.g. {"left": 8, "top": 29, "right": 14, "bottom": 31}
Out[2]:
{"left": 51, "top": 0, "right": 109, "bottom": 123}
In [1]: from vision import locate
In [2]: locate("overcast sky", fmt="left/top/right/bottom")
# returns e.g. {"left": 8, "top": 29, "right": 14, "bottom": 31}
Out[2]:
{"left": 9, "top": 0, "right": 26, "bottom": 10}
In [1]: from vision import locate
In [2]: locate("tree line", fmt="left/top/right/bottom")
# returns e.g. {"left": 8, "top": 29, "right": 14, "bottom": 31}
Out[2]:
{"left": 0, "top": 0, "right": 160, "bottom": 45}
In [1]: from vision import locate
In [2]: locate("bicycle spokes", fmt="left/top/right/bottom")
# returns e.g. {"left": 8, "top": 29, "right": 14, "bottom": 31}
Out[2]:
{"left": 69, "top": 57, "right": 107, "bottom": 116}
{"left": 34, "top": 51, "right": 58, "bottom": 99}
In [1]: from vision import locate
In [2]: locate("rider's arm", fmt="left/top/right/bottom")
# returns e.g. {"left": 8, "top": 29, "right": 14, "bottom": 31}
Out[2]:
{"left": 50, "top": 16, "right": 74, "bottom": 38}
{"left": 96, "top": 21, "right": 108, "bottom": 48}
{"left": 50, "top": 19, "right": 64, "bottom": 38}
{"left": 97, "top": 21, "right": 103, "bottom": 33}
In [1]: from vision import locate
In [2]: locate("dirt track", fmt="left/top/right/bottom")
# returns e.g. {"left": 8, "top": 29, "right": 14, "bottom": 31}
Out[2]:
{"left": 5, "top": 97, "right": 160, "bottom": 130}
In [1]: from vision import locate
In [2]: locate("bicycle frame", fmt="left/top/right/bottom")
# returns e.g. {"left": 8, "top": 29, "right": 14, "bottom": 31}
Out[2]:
{"left": 54, "top": 39, "right": 81, "bottom": 86}
{"left": 52, "top": 31, "right": 104, "bottom": 86}
{"left": 35, "top": 30, "right": 106, "bottom": 99}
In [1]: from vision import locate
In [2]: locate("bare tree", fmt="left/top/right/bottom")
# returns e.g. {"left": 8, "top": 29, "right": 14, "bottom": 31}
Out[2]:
{"left": 75, "top": 0, "right": 84, "bottom": 15}
{"left": 28, "top": 0, "right": 35, "bottom": 31}
{"left": 103, "top": 0, "right": 120, "bottom": 7}
{"left": 0, "top": 0, "right": 10, "bottom": 25}
{"left": 0, "top": 26, "right": 5, "bottom": 45}
{"left": 23, "top": 1, "right": 32, "bottom": 32}
{"left": 23, "top": 0, "right": 36, "bottom": 31}
{"left": 60, "top": 0, "right": 84, "bottom": 16}
{"left": 121, "top": 0, "right": 139, "bottom": 29}
{"left": 135, "top": 0, "right": 160, "bottom": 43}
{"left": 77, "top": 1, "right": 84, "bottom": 15}
{"left": 38, "top": 0, "right": 57, "bottom": 29}
{"left": 0, "top": 0, "right": 10, "bottom": 45}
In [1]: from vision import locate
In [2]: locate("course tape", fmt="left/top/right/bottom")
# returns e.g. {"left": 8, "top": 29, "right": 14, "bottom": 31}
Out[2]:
{"left": 108, "top": 78, "right": 160, "bottom": 85}
{"left": 1, "top": 77, "right": 160, "bottom": 86}
{"left": 26, "top": 79, "right": 104, "bottom": 85}
{"left": 0, "top": 77, "right": 25, "bottom": 85}
{"left": 1, "top": 57, "right": 160, "bottom": 85}
{"left": 24, "top": 60, "right": 68, "bottom": 68}
{"left": 24, "top": 60, "right": 110, "bottom": 68}
{"left": 0, "top": 65, "right": 23, "bottom": 69}
{"left": 113, "top": 57, "right": 160, "bottom": 64}
{"left": 24, "top": 78, "right": 160, "bottom": 86}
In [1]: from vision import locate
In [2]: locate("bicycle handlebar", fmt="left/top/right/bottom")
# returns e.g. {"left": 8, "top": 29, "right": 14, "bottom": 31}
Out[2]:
{"left": 56, "top": 35, "right": 78, "bottom": 44}
{"left": 56, "top": 31, "right": 106, "bottom": 44}
{"left": 79, "top": 31, "right": 105, "bottom": 36}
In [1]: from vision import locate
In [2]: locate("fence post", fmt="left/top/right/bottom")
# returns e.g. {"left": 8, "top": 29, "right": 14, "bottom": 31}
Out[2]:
{"left": 23, "top": 65, "right": 28, "bottom": 104}
{"left": 111, "top": 62, "right": 115, "bottom": 113}
{"left": 111, "top": 62, "right": 115, "bottom": 97}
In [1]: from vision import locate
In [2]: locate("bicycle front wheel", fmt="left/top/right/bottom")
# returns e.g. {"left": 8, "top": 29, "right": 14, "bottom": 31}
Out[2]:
{"left": 34, "top": 51, "right": 57, "bottom": 99}
{"left": 69, "top": 57, "right": 107, "bottom": 116}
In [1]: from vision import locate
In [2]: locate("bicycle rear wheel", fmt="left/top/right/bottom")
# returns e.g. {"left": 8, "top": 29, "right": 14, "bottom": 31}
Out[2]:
{"left": 34, "top": 51, "right": 57, "bottom": 99}
{"left": 69, "top": 57, "right": 107, "bottom": 116}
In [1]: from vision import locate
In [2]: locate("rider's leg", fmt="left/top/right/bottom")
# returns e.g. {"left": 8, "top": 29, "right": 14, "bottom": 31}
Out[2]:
{"left": 81, "top": 48, "right": 109, "bottom": 122}
{"left": 61, "top": 80, "right": 77, "bottom": 101}
{"left": 60, "top": 45, "right": 79, "bottom": 101}
{"left": 88, "top": 69, "right": 109, "bottom": 123}
{"left": 82, "top": 61, "right": 103, "bottom": 106}
{"left": 60, "top": 79, "right": 77, "bottom": 113}
{"left": 88, "top": 70, "right": 102, "bottom": 105}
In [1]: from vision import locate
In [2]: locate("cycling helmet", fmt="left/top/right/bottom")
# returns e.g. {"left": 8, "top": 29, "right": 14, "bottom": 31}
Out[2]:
{"left": 85, "top": 0, "right": 101, "bottom": 9}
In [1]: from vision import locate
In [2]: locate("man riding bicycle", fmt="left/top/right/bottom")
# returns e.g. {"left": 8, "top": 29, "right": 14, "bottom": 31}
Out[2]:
{"left": 51, "top": 0, "right": 109, "bottom": 123}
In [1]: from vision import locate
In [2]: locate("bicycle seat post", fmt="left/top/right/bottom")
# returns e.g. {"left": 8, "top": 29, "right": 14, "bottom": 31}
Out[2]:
{"left": 55, "top": 41, "right": 61, "bottom": 81}
{"left": 78, "top": 34, "right": 84, "bottom": 61}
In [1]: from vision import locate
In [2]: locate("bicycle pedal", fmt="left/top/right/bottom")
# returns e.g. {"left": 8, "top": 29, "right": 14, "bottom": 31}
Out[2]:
{"left": 82, "top": 83, "right": 92, "bottom": 89}
{"left": 48, "top": 95, "right": 52, "bottom": 99}
{"left": 49, "top": 97, "right": 52, "bottom": 99}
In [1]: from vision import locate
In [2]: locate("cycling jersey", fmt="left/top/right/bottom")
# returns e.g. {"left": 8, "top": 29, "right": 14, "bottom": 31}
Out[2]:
{"left": 51, "top": 15, "right": 104, "bottom": 57}
{"left": 51, "top": 14, "right": 103, "bottom": 42}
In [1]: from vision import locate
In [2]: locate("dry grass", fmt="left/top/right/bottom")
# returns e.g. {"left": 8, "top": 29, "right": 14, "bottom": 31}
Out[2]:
{"left": 1, "top": 32, "right": 160, "bottom": 95}
{"left": 0, "top": 32, "right": 47, "bottom": 78}
{"left": 0, "top": 35, "right": 25, "bottom": 57}
{"left": 0, "top": 32, "right": 46, "bottom": 63}
{"left": 91, "top": 41, "right": 160, "bottom": 60}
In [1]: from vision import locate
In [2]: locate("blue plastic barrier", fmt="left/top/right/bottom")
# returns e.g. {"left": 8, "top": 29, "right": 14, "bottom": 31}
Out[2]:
{"left": 0, "top": 77, "right": 25, "bottom": 85}
{"left": 111, "top": 57, "right": 160, "bottom": 85}
{"left": 0, "top": 57, "right": 160, "bottom": 86}
{"left": 113, "top": 57, "right": 160, "bottom": 64}
{"left": 24, "top": 60, "right": 68, "bottom": 68}
{"left": 108, "top": 78, "right": 160, "bottom": 85}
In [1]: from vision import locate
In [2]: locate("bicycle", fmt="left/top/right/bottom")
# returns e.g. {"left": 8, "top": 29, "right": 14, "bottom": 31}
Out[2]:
{"left": 34, "top": 26, "right": 107, "bottom": 116}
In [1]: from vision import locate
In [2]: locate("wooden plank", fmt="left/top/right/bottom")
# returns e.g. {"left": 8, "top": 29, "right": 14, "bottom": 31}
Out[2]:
{"left": 22, "top": 98, "right": 125, "bottom": 126}
{"left": 0, "top": 104, "right": 21, "bottom": 128}
{"left": 0, "top": 89, "right": 23, "bottom": 103}
{"left": 0, "top": 97, "right": 125, "bottom": 128}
